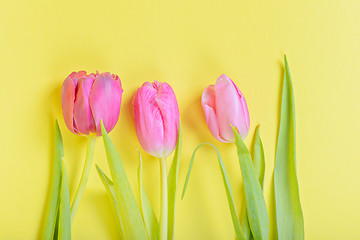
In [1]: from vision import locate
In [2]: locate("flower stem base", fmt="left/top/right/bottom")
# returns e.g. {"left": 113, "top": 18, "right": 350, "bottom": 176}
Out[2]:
{"left": 159, "top": 156, "right": 168, "bottom": 240}
{"left": 70, "top": 136, "right": 96, "bottom": 223}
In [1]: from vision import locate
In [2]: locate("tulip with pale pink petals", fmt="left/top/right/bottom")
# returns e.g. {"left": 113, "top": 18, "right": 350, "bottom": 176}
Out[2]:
{"left": 201, "top": 74, "right": 250, "bottom": 143}
{"left": 61, "top": 71, "right": 123, "bottom": 222}
{"left": 133, "top": 80, "right": 180, "bottom": 240}
{"left": 182, "top": 74, "right": 256, "bottom": 240}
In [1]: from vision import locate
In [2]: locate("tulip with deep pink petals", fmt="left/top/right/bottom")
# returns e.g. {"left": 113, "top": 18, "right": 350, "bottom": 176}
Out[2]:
{"left": 61, "top": 71, "right": 123, "bottom": 136}
{"left": 133, "top": 81, "right": 180, "bottom": 158}
{"left": 201, "top": 74, "right": 250, "bottom": 143}
{"left": 61, "top": 70, "right": 123, "bottom": 222}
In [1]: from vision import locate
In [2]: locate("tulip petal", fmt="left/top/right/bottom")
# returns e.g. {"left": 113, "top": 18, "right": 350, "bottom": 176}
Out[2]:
{"left": 229, "top": 77, "right": 250, "bottom": 139}
{"left": 90, "top": 73, "right": 123, "bottom": 136}
{"left": 73, "top": 76, "right": 96, "bottom": 135}
{"left": 215, "top": 74, "right": 249, "bottom": 142}
{"left": 154, "top": 82, "right": 180, "bottom": 157}
{"left": 134, "top": 83, "right": 165, "bottom": 157}
{"left": 61, "top": 72, "right": 80, "bottom": 134}
{"left": 201, "top": 85, "right": 225, "bottom": 142}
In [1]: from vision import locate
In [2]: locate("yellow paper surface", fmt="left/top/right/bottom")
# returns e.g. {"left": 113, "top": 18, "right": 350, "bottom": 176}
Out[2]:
{"left": 1, "top": 1, "right": 359, "bottom": 239}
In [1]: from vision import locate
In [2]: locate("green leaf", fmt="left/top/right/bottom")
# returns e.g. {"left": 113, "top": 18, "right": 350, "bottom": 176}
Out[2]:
{"left": 241, "top": 210, "right": 252, "bottom": 240}
{"left": 42, "top": 120, "right": 63, "bottom": 240}
{"left": 96, "top": 165, "right": 125, "bottom": 240}
{"left": 253, "top": 126, "right": 265, "bottom": 189}
{"left": 137, "top": 152, "right": 160, "bottom": 240}
{"left": 58, "top": 160, "right": 71, "bottom": 240}
{"left": 274, "top": 55, "right": 304, "bottom": 240}
{"left": 100, "top": 121, "right": 148, "bottom": 239}
{"left": 182, "top": 143, "right": 246, "bottom": 240}
{"left": 241, "top": 125, "right": 265, "bottom": 240}
{"left": 232, "top": 126, "right": 269, "bottom": 240}
{"left": 167, "top": 120, "right": 182, "bottom": 240}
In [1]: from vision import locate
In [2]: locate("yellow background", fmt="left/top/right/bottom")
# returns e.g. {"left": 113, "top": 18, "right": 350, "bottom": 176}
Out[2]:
{"left": 1, "top": 0, "right": 359, "bottom": 239}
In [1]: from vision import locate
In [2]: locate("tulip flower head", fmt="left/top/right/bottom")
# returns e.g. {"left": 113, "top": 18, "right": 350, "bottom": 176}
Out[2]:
{"left": 134, "top": 81, "right": 180, "bottom": 158}
{"left": 61, "top": 71, "right": 123, "bottom": 136}
{"left": 201, "top": 74, "right": 250, "bottom": 143}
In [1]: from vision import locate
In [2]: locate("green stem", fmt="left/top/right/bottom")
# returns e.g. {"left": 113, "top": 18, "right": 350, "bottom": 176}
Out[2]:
{"left": 70, "top": 136, "right": 96, "bottom": 223}
{"left": 159, "top": 156, "right": 168, "bottom": 240}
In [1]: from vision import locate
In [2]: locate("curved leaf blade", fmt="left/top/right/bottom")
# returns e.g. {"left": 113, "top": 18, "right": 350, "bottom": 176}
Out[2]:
{"left": 96, "top": 165, "right": 125, "bottom": 239}
{"left": 181, "top": 143, "right": 246, "bottom": 240}
{"left": 233, "top": 127, "right": 269, "bottom": 240}
{"left": 101, "top": 121, "right": 148, "bottom": 239}
{"left": 42, "top": 120, "right": 63, "bottom": 240}
{"left": 137, "top": 151, "right": 160, "bottom": 240}
{"left": 253, "top": 126, "right": 265, "bottom": 189}
{"left": 167, "top": 120, "right": 182, "bottom": 240}
{"left": 241, "top": 125, "right": 265, "bottom": 240}
{"left": 274, "top": 55, "right": 304, "bottom": 240}
{"left": 58, "top": 161, "right": 71, "bottom": 240}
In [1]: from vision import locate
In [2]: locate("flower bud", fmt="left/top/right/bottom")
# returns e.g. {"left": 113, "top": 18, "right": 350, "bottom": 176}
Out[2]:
{"left": 61, "top": 71, "right": 123, "bottom": 136}
{"left": 201, "top": 74, "right": 250, "bottom": 143}
{"left": 134, "top": 81, "right": 180, "bottom": 158}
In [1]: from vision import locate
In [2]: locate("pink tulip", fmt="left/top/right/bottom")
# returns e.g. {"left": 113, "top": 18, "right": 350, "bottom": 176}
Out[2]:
{"left": 134, "top": 81, "right": 180, "bottom": 158}
{"left": 61, "top": 71, "right": 123, "bottom": 136}
{"left": 201, "top": 74, "right": 250, "bottom": 143}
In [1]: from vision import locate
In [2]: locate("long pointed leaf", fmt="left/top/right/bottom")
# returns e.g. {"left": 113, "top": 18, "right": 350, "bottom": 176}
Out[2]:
{"left": 58, "top": 161, "right": 71, "bottom": 240}
{"left": 167, "top": 121, "right": 182, "bottom": 240}
{"left": 253, "top": 126, "right": 265, "bottom": 188}
{"left": 101, "top": 121, "right": 148, "bottom": 239}
{"left": 42, "top": 120, "right": 63, "bottom": 240}
{"left": 274, "top": 55, "right": 304, "bottom": 240}
{"left": 182, "top": 143, "right": 246, "bottom": 240}
{"left": 137, "top": 152, "right": 160, "bottom": 240}
{"left": 96, "top": 165, "right": 125, "bottom": 240}
{"left": 233, "top": 127, "right": 269, "bottom": 240}
{"left": 241, "top": 125, "right": 265, "bottom": 240}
